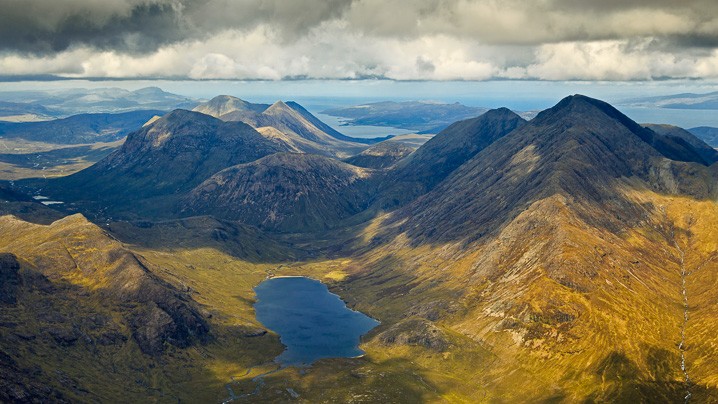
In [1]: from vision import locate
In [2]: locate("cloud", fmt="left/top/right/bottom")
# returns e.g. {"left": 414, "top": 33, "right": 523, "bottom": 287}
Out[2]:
{"left": 0, "top": 0, "right": 717, "bottom": 80}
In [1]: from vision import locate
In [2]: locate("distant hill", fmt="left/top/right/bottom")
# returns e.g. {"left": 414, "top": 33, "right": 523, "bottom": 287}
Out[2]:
{"left": 0, "top": 86, "right": 197, "bottom": 115}
{"left": 323, "top": 101, "right": 488, "bottom": 132}
{"left": 689, "top": 126, "right": 718, "bottom": 148}
{"left": 0, "top": 101, "right": 60, "bottom": 122}
{"left": 0, "top": 110, "right": 163, "bottom": 144}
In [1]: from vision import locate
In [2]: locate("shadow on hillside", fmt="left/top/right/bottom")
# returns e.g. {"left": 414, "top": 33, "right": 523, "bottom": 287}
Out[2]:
{"left": 588, "top": 350, "right": 718, "bottom": 403}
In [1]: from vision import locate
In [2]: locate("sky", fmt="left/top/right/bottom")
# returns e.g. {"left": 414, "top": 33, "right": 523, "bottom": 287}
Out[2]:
{"left": 1, "top": 0, "right": 718, "bottom": 81}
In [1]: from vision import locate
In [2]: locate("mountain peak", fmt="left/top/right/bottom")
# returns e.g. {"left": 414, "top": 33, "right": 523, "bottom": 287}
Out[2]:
{"left": 533, "top": 94, "right": 709, "bottom": 165}
{"left": 152, "top": 109, "right": 216, "bottom": 129}
{"left": 131, "top": 86, "right": 166, "bottom": 95}
{"left": 265, "top": 100, "right": 293, "bottom": 114}
{"left": 481, "top": 107, "right": 521, "bottom": 120}
{"left": 193, "top": 95, "right": 266, "bottom": 118}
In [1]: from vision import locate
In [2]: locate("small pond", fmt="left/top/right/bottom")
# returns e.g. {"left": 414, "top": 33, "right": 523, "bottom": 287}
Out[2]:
{"left": 253, "top": 276, "right": 379, "bottom": 366}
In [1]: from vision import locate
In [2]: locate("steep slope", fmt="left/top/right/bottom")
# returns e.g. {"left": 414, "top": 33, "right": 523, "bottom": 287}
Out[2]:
{"left": 645, "top": 123, "right": 718, "bottom": 165}
{"left": 183, "top": 153, "right": 374, "bottom": 232}
{"left": 339, "top": 95, "right": 718, "bottom": 401}
{"left": 0, "top": 110, "right": 163, "bottom": 144}
{"left": 284, "top": 101, "right": 389, "bottom": 144}
{"left": 42, "top": 109, "right": 288, "bottom": 217}
{"left": 376, "top": 107, "right": 526, "bottom": 207}
{"left": 0, "top": 213, "right": 210, "bottom": 400}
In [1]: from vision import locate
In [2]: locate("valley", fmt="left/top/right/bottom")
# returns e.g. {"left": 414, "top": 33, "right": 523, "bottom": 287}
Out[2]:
{"left": 1, "top": 92, "right": 718, "bottom": 403}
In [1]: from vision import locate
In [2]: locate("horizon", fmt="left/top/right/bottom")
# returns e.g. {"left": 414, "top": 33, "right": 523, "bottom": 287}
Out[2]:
{"left": 3, "top": 78, "right": 718, "bottom": 128}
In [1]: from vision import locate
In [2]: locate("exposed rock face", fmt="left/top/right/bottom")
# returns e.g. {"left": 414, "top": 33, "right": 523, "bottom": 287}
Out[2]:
{"left": 131, "top": 303, "right": 178, "bottom": 355}
{"left": 0, "top": 253, "right": 20, "bottom": 305}
{"left": 184, "top": 153, "right": 374, "bottom": 232}
{"left": 376, "top": 318, "right": 450, "bottom": 352}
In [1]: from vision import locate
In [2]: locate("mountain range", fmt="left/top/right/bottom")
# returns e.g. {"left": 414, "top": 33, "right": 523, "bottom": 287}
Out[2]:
{"left": 2, "top": 94, "right": 718, "bottom": 402}
{"left": 0, "top": 87, "right": 197, "bottom": 118}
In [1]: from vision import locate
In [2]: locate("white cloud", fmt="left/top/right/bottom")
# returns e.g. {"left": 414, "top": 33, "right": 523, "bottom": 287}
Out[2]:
{"left": 3, "top": 4, "right": 718, "bottom": 82}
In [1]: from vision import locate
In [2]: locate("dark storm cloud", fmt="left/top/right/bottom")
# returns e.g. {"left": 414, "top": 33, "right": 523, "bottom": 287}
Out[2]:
{"left": 2, "top": 0, "right": 718, "bottom": 55}
{"left": 0, "top": 0, "right": 351, "bottom": 54}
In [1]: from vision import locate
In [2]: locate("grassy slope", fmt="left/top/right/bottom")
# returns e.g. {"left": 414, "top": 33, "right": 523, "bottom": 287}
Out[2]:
{"left": 3, "top": 178, "right": 717, "bottom": 402}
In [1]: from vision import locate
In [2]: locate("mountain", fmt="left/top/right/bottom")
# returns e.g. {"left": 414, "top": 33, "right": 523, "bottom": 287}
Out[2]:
{"left": 393, "top": 95, "right": 715, "bottom": 242}
{"left": 689, "top": 126, "right": 718, "bottom": 148}
{"left": 0, "top": 110, "right": 163, "bottom": 144}
{"left": 192, "top": 94, "right": 269, "bottom": 119}
{"left": 193, "top": 95, "right": 385, "bottom": 153}
{"left": 344, "top": 140, "right": 417, "bottom": 169}
{"left": 344, "top": 95, "right": 718, "bottom": 401}
{"left": 645, "top": 124, "right": 718, "bottom": 164}
{"left": 323, "top": 100, "right": 488, "bottom": 132}
{"left": 183, "top": 153, "right": 374, "bottom": 232}
{"left": 41, "top": 109, "right": 288, "bottom": 217}
{"left": 375, "top": 107, "right": 526, "bottom": 207}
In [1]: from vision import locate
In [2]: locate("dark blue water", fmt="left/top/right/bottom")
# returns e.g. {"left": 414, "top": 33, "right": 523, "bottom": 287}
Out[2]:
{"left": 253, "top": 276, "right": 379, "bottom": 366}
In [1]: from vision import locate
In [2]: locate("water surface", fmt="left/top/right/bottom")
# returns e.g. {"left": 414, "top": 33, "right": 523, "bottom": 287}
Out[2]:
{"left": 313, "top": 113, "right": 416, "bottom": 139}
{"left": 254, "top": 276, "right": 379, "bottom": 366}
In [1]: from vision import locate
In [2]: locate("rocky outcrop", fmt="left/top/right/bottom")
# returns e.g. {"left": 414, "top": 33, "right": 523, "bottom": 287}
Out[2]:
{"left": 376, "top": 318, "right": 450, "bottom": 352}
